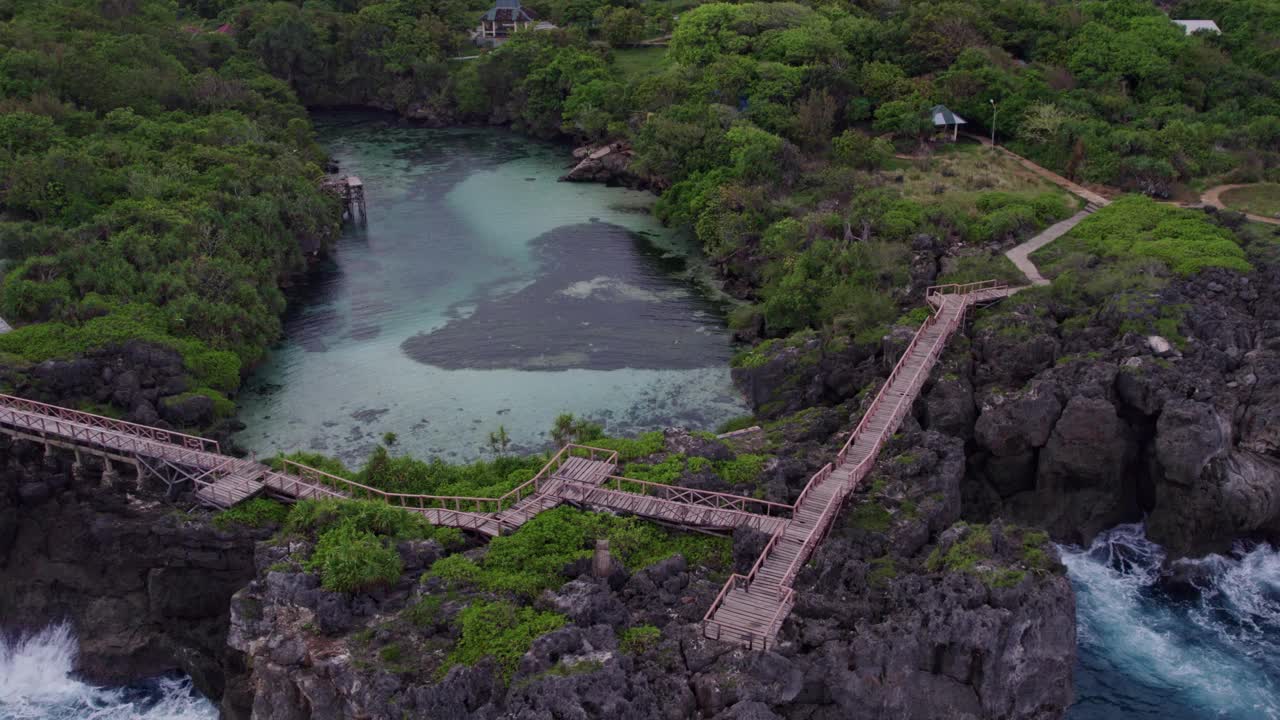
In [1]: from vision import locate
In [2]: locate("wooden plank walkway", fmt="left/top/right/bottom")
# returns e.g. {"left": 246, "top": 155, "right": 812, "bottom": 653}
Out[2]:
{"left": 556, "top": 480, "right": 788, "bottom": 535}
{"left": 0, "top": 282, "right": 1009, "bottom": 650}
{"left": 703, "top": 282, "right": 1008, "bottom": 649}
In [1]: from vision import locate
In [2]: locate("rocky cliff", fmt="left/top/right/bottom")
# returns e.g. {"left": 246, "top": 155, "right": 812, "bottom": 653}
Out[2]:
{"left": 223, "top": 427, "right": 1074, "bottom": 720}
{"left": 0, "top": 435, "right": 261, "bottom": 700}
{"left": 734, "top": 221, "right": 1280, "bottom": 559}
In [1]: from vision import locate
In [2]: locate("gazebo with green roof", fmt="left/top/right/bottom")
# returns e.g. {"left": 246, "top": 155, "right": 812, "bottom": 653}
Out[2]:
{"left": 930, "top": 104, "right": 967, "bottom": 142}
{"left": 480, "top": 0, "right": 537, "bottom": 38}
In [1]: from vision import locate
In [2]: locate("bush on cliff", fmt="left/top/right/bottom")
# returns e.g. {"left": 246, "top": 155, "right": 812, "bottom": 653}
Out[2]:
{"left": 445, "top": 600, "right": 566, "bottom": 679}
{"left": 306, "top": 523, "right": 403, "bottom": 593}
{"left": 285, "top": 498, "right": 462, "bottom": 548}
{"left": 428, "top": 506, "right": 729, "bottom": 597}
{"left": 0, "top": 1, "right": 338, "bottom": 398}
{"left": 213, "top": 498, "right": 289, "bottom": 530}
{"left": 1036, "top": 196, "right": 1251, "bottom": 277}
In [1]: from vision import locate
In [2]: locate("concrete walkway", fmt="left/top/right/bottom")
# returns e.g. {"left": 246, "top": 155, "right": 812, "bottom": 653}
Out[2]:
{"left": 1004, "top": 209, "right": 1095, "bottom": 286}
{"left": 1201, "top": 184, "right": 1280, "bottom": 226}
{"left": 962, "top": 134, "right": 1113, "bottom": 208}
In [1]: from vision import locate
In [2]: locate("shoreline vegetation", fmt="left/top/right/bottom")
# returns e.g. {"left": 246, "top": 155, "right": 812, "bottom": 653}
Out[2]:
{"left": 3, "top": 0, "right": 1277, "bottom": 433}
{"left": 3, "top": 2, "right": 1280, "bottom": 717}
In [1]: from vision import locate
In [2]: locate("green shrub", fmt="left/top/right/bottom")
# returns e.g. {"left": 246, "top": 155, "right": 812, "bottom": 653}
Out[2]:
{"left": 623, "top": 454, "right": 687, "bottom": 485}
{"left": 284, "top": 498, "right": 463, "bottom": 548}
{"left": 587, "top": 431, "right": 666, "bottom": 461}
{"left": 619, "top": 625, "right": 661, "bottom": 654}
{"left": 379, "top": 643, "right": 404, "bottom": 663}
{"left": 849, "top": 502, "right": 892, "bottom": 532}
{"left": 450, "top": 507, "right": 730, "bottom": 597}
{"left": 714, "top": 454, "right": 766, "bottom": 485}
{"left": 868, "top": 555, "right": 896, "bottom": 587}
{"left": 212, "top": 498, "right": 289, "bottom": 530}
{"left": 427, "top": 554, "right": 481, "bottom": 586}
{"left": 0, "top": 304, "right": 243, "bottom": 391}
{"left": 271, "top": 451, "right": 353, "bottom": 479}
{"left": 716, "top": 415, "right": 757, "bottom": 434}
{"left": 356, "top": 445, "right": 545, "bottom": 500}
{"left": 445, "top": 601, "right": 566, "bottom": 678}
{"left": 306, "top": 523, "right": 403, "bottom": 593}
{"left": 1063, "top": 196, "right": 1250, "bottom": 276}
{"left": 403, "top": 596, "right": 444, "bottom": 628}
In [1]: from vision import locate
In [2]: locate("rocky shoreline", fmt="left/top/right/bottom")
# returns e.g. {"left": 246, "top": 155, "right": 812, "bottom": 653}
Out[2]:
{"left": 1, "top": 414, "right": 1076, "bottom": 720}
{"left": 1, "top": 148, "right": 1275, "bottom": 720}
{"left": 0, "top": 436, "right": 263, "bottom": 700}
{"left": 733, "top": 222, "right": 1280, "bottom": 560}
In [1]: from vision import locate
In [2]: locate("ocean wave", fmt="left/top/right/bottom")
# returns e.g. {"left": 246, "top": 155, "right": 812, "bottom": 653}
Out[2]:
{"left": 0, "top": 623, "right": 216, "bottom": 720}
{"left": 1061, "top": 523, "right": 1280, "bottom": 720}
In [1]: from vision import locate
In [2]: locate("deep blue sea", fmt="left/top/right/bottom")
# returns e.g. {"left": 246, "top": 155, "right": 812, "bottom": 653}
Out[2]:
{"left": 1063, "top": 523, "right": 1280, "bottom": 719}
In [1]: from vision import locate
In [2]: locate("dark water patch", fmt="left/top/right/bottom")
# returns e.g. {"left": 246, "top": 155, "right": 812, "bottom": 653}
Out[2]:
{"left": 350, "top": 408, "right": 390, "bottom": 423}
{"left": 402, "top": 223, "right": 734, "bottom": 371}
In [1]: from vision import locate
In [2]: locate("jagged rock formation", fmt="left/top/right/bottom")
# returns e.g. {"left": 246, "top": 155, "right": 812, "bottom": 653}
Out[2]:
{"left": 735, "top": 252, "right": 1280, "bottom": 559}
{"left": 0, "top": 435, "right": 262, "bottom": 699}
{"left": 223, "top": 428, "right": 1075, "bottom": 719}
{"left": 0, "top": 340, "right": 225, "bottom": 431}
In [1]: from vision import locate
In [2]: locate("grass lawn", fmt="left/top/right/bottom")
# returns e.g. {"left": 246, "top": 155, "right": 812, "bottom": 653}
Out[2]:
{"left": 891, "top": 143, "right": 1078, "bottom": 216}
{"left": 937, "top": 252, "right": 1025, "bottom": 285}
{"left": 1221, "top": 184, "right": 1280, "bottom": 218}
{"left": 612, "top": 47, "right": 667, "bottom": 80}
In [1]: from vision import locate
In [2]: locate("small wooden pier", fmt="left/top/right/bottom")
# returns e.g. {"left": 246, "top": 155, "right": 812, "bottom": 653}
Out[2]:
{"left": 0, "top": 281, "right": 1011, "bottom": 652}
{"left": 343, "top": 176, "right": 366, "bottom": 222}
{"left": 322, "top": 175, "right": 367, "bottom": 223}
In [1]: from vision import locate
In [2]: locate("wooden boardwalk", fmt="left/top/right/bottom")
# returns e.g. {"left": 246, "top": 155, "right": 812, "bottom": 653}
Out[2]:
{"left": 0, "top": 281, "right": 1008, "bottom": 650}
{"left": 703, "top": 281, "right": 1008, "bottom": 649}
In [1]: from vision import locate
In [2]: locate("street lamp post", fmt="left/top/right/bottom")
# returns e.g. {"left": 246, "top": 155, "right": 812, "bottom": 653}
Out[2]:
{"left": 989, "top": 98, "right": 997, "bottom": 147}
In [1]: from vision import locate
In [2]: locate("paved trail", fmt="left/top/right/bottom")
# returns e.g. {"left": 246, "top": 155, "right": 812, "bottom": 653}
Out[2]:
{"left": 1004, "top": 209, "right": 1095, "bottom": 286}
{"left": 1201, "top": 184, "right": 1280, "bottom": 226}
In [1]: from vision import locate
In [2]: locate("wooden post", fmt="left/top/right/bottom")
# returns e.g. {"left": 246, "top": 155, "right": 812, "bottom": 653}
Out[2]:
{"left": 592, "top": 538, "right": 611, "bottom": 578}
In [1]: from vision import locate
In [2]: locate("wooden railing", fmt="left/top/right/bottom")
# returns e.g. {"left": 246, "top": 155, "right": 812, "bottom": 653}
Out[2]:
{"left": 835, "top": 298, "right": 961, "bottom": 468}
{"left": 493, "top": 444, "right": 618, "bottom": 512}
{"left": 703, "top": 286, "right": 1005, "bottom": 650}
{"left": 597, "top": 475, "right": 793, "bottom": 517}
{"left": 271, "top": 443, "right": 620, "bottom": 531}
{"left": 778, "top": 482, "right": 845, "bottom": 589}
{"left": 791, "top": 463, "right": 832, "bottom": 516}
{"left": 272, "top": 461, "right": 510, "bottom": 534}
{"left": 0, "top": 393, "right": 220, "bottom": 453}
{"left": 925, "top": 279, "right": 1006, "bottom": 300}
{"left": 701, "top": 524, "right": 787, "bottom": 638}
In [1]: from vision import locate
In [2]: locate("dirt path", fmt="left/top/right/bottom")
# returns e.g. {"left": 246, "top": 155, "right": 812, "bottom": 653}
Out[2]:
{"left": 1201, "top": 184, "right": 1280, "bottom": 226}
{"left": 1004, "top": 209, "right": 1095, "bottom": 286}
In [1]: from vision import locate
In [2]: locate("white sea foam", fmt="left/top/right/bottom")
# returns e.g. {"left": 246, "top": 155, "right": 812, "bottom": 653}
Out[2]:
{"left": 1061, "top": 523, "right": 1280, "bottom": 719}
{"left": 0, "top": 623, "right": 216, "bottom": 720}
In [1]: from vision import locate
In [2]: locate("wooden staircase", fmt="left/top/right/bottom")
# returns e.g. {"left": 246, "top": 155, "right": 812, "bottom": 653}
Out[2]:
{"left": 0, "top": 281, "right": 1010, "bottom": 652}
{"left": 703, "top": 283, "right": 1001, "bottom": 649}
{"left": 195, "top": 459, "right": 267, "bottom": 508}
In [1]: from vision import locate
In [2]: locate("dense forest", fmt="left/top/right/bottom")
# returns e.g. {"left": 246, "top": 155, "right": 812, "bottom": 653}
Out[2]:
{"left": 0, "top": 0, "right": 339, "bottom": 409}
{"left": 2, "top": 0, "right": 1279, "bottom": 418}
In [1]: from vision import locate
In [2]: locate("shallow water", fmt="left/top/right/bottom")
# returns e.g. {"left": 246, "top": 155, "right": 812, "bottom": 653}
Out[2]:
{"left": 0, "top": 624, "right": 216, "bottom": 720}
{"left": 234, "top": 114, "right": 747, "bottom": 465}
{"left": 1062, "top": 523, "right": 1280, "bottom": 719}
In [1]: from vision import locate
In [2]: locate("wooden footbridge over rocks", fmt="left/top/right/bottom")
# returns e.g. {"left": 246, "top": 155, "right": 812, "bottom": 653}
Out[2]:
{"left": 0, "top": 281, "right": 1008, "bottom": 651}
